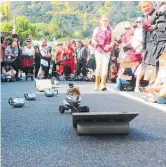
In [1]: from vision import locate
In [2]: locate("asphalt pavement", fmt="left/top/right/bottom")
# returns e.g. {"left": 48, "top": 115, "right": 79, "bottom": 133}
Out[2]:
{"left": 1, "top": 81, "right": 166, "bottom": 167}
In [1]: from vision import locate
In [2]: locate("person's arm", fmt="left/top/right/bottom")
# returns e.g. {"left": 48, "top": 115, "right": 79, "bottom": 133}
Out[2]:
{"left": 5, "top": 47, "right": 13, "bottom": 57}
{"left": 12, "top": 48, "right": 18, "bottom": 57}
{"left": 91, "top": 27, "right": 98, "bottom": 47}
{"left": 22, "top": 47, "right": 27, "bottom": 56}
{"left": 117, "top": 67, "right": 124, "bottom": 78}
{"left": 60, "top": 50, "right": 64, "bottom": 61}
{"left": 2, "top": 67, "right": 7, "bottom": 75}
{"left": 142, "top": 22, "right": 147, "bottom": 51}
{"left": 144, "top": 84, "right": 165, "bottom": 93}
{"left": 40, "top": 49, "right": 45, "bottom": 58}
{"left": 18, "top": 41, "right": 23, "bottom": 51}
{"left": 54, "top": 49, "right": 58, "bottom": 63}
{"left": 121, "top": 75, "right": 132, "bottom": 80}
{"left": 153, "top": 70, "right": 162, "bottom": 85}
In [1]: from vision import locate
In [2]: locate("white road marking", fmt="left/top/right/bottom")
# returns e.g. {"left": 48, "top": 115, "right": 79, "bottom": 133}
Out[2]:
{"left": 107, "top": 87, "right": 166, "bottom": 113}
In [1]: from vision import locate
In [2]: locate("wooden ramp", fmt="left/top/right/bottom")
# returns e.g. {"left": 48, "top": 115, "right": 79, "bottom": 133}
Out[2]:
{"left": 72, "top": 112, "right": 139, "bottom": 135}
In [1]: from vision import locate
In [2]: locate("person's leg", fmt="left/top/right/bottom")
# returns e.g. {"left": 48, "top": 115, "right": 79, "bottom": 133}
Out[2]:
{"left": 115, "top": 78, "right": 130, "bottom": 91}
{"left": 1, "top": 74, "right": 7, "bottom": 81}
{"left": 135, "top": 64, "right": 145, "bottom": 92}
{"left": 40, "top": 65, "right": 45, "bottom": 79}
{"left": 101, "top": 53, "right": 110, "bottom": 91}
{"left": 157, "top": 87, "right": 166, "bottom": 104}
{"left": 35, "top": 66, "right": 39, "bottom": 78}
{"left": 24, "top": 68, "right": 28, "bottom": 80}
{"left": 82, "top": 60, "right": 87, "bottom": 77}
{"left": 94, "top": 51, "right": 102, "bottom": 90}
{"left": 76, "top": 61, "right": 81, "bottom": 77}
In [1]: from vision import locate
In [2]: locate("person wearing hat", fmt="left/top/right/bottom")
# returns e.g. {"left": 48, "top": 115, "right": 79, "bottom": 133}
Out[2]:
{"left": 134, "top": 1, "right": 157, "bottom": 91}
{"left": 92, "top": 15, "right": 115, "bottom": 91}
{"left": 130, "top": 53, "right": 143, "bottom": 91}
{"left": 131, "top": 17, "right": 143, "bottom": 52}
{"left": 38, "top": 40, "right": 51, "bottom": 79}
{"left": 22, "top": 39, "right": 34, "bottom": 57}
{"left": 121, "top": 23, "right": 134, "bottom": 47}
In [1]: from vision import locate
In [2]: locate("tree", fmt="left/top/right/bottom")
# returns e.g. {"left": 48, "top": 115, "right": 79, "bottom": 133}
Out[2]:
{"left": 0, "top": 2, "right": 11, "bottom": 21}
{"left": 14, "top": 16, "right": 34, "bottom": 40}
{"left": 35, "top": 22, "right": 60, "bottom": 40}
{"left": 1, "top": 21, "right": 13, "bottom": 32}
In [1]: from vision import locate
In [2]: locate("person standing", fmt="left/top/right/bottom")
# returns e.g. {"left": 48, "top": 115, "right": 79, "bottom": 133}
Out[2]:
{"left": 134, "top": 1, "right": 157, "bottom": 92}
{"left": 92, "top": 15, "right": 115, "bottom": 91}
{"left": 39, "top": 41, "right": 51, "bottom": 79}
{"left": 34, "top": 46, "right": 41, "bottom": 78}
{"left": 75, "top": 41, "right": 88, "bottom": 79}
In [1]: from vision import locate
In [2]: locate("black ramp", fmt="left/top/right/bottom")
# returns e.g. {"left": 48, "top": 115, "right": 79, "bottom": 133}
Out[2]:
{"left": 72, "top": 112, "right": 139, "bottom": 135}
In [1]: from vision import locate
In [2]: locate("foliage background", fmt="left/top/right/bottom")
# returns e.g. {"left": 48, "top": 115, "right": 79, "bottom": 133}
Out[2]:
{"left": 0, "top": 1, "right": 143, "bottom": 41}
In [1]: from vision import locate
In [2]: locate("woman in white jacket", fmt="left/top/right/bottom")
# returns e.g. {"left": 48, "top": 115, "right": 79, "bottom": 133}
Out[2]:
{"left": 131, "top": 17, "right": 143, "bottom": 52}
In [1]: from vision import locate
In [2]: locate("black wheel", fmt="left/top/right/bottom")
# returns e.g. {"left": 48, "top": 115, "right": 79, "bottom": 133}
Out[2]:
{"left": 8, "top": 98, "right": 13, "bottom": 106}
{"left": 76, "top": 106, "right": 89, "bottom": 112}
{"left": 82, "top": 106, "right": 89, "bottom": 112}
{"left": 71, "top": 107, "right": 76, "bottom": 113}
{"left": 59, "top": 105, "right": 65, "bottom": 114}
{"left": 76, "top": 106, "right": 82, "bottom": 112}
{"left": 24, "top": 94, "right": 28, "bottom": 100}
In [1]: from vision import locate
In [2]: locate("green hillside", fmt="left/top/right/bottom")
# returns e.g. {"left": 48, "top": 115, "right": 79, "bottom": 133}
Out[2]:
{"left": 1, "top": 1, "right": 143, "bottom": 40}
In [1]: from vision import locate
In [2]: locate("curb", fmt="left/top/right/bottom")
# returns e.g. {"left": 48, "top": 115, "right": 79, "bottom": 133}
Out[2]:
{"left": 107, "top": 87, "right": 166, "bottom": 113}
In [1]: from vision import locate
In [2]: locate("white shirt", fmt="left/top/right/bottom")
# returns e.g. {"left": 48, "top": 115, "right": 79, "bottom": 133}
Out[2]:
{"left": 22, "top": 46, "right": 35, "bottom": 57}
{"left": 40, "top": 48, "right": 50, "bottom": 67}
{"left": 131, "top": 28, "right": 143, "bottom": 52}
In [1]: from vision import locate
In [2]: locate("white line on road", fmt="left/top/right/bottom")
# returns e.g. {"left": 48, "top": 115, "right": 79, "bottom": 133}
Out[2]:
{"left": 107, "top": 87, "right": 166, "bottom": 113}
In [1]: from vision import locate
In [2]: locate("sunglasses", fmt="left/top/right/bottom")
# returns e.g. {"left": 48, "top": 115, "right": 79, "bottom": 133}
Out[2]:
{"left": 102, "top": 20, "right": 109, "bottom": 22}
{"left": 136, "top": 21, "right": 142, "bottom": 23}
{"left": 125, "top": 28, "right": 130, "bottom": 30}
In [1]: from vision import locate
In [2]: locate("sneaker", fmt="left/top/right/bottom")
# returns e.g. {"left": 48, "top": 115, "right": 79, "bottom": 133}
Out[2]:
{"left": 101, "top": 87, "right": 107, "bottom": 91}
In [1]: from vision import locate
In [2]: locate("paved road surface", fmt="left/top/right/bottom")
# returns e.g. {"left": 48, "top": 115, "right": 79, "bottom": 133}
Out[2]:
{"left": 1, "top": 81, "right": 166, "bottom": 167}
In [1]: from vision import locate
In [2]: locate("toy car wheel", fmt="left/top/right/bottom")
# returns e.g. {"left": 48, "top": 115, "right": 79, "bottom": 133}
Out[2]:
{"left": 8, "top": 98, "right": 13, "bottom": 106}
{"left": 76, "top": 106, "right": 82, "bottom": 113}
{"left": 71, "top": 107, "right": 76, "bottom": 113}
{"left": 82, "top": 106, "right": 89, "bottom": 112}
{"left": 59, "top": 105, "right": 65, "bottom": 114}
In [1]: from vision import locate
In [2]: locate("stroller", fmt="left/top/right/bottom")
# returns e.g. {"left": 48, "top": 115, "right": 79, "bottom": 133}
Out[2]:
{"left": 22, "top": 56, "right": 34, "bottom": 81}
{"left": 59, "top": 95, "right": 89, "bottom": 113}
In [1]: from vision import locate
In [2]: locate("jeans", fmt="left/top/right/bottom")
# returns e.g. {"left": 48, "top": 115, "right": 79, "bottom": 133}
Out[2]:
{"left": 157, "top": 96, "right": 166, "bottom": 104}
{"left": 116, "top": 78, "right": 130, "bottom": 90}
{"left": 76, "top": 60, "right": 87, "bottom": 76}
{"left": 1, "top": 74, "right": 7, "bottom": 80}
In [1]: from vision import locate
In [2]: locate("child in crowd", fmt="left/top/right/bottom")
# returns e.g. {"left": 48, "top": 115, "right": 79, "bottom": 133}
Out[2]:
{"left": 1, "top": 63, "right": 16, "bottom": 81}
{"left": 114, "top": 59, "right": 133, "bottom": 91}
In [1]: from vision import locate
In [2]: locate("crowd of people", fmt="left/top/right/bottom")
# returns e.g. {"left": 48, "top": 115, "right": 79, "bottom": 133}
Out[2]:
{"left": 0, "top": 1, "right": 166, "bottom": 104}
